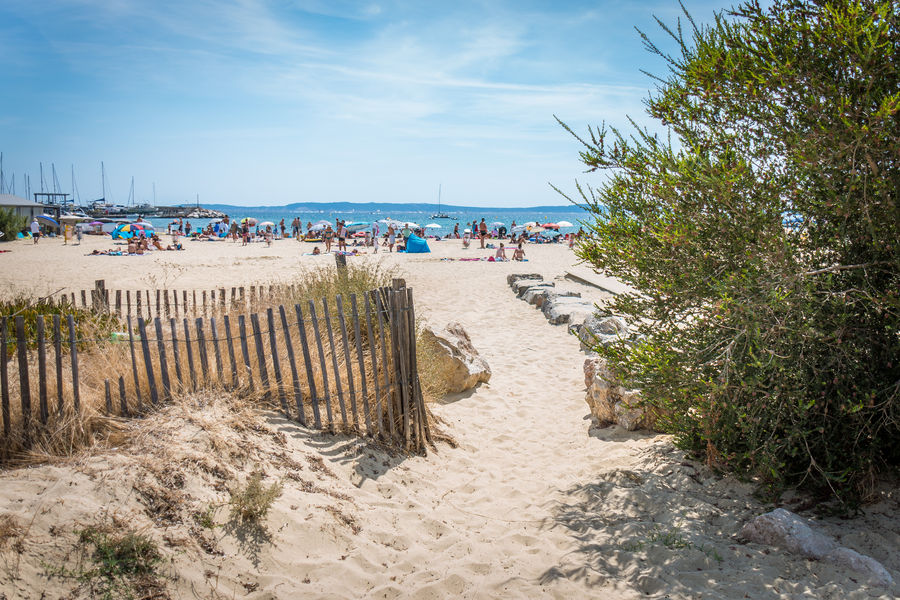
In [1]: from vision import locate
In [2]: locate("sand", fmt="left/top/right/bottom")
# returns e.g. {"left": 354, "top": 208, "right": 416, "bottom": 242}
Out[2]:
{"left": 0, "top": 233, "right": 897, "bottom": 599}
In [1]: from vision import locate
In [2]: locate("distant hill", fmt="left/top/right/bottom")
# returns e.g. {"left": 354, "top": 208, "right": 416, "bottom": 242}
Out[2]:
{"left": 160, "top": 201, "right": 587, "bottom": 213}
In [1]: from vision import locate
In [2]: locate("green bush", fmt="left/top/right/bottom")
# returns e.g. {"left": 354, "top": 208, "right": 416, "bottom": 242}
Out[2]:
{"left": 563, "top": 0, "right": 899, "bottom": 503}
{"left": 0, "top": 207, "right": 26, "bottom": 242}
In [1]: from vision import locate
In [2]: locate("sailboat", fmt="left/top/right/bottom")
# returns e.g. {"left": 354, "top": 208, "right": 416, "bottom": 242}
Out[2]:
{"left": 430, "top": 184, "right": 456, "bottom": 219}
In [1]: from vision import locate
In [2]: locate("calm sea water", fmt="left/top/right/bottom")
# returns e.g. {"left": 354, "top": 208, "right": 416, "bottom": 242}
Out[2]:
{"left": 143, "top": 205, "right": 591, "bottom": 236}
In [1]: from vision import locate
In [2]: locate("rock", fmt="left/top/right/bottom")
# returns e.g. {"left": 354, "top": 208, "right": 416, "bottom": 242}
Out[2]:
{"left": 421, "top": 322, "right": 491, "bottom": 394}
{"left": 584, "top": 357, "right": 656, "bottom": 431}
{"left": 507, "top": 273, "right": 543, "bottom": 288}
{"left": 572, "top": 314, "right": 630, "bottom": 351}
{"left": 513, "top": 279, "right": 553, "bottom": 297}
{"left": 738, "top": 508, "right": 894, "bottom": 587}
{"left": 523, "top": 288, "right": 580, "bottom": 308}
{"left": 541, "top": 296, "right": 593, "bottom": 325}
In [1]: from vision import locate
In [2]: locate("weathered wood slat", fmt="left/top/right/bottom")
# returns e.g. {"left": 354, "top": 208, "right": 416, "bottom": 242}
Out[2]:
{"left": 118, "top": 375, "right": 129, "bottom": 417}
{"left": 309, "top": 301, "right": 334, "bottom": 430}
{"left": 169, "top": 318, "right": 183, "bottom": 391}
{"left": 36, "top": 317, "right": 48, "bottom": 425}
{"left": 145, "top": 291, "right": 151, "bottom": 317}
{"left": 174, "top": 290, "right": 180, "bottom": 318}
{"left": 53, "top": 315, "right": 63, "bottom": 416}
{"left": 223, "top": 315, "right": 238, "bottom": 389}
{"left": 15, "top": 317, "right": 31, "bottom": 442}
{"left": 336, "top": 296, "right": 360, "bottom": 431}
{"left": 210, "top": 317, "right": 224, "bottom": 383}
{"left": 138, "top": 318, "right": 159, "bottom": 405}
{"left": 81, "top": 289, "right": 87, "bottom": 308}
{"left": 156, "top": 290, "right": 161, "bottom": 319}
{"left": 115, "top": 290, "right": 122, "bottom": 316}
{"left": 136, "top": 290, "right": 142, "bottom": 318}
{"left": 322, "top": 298, "right": 348, "bottom": 430}
{"left": 407, "top": 288, "right": 431, "bottom": 446}
{"left": 183, "top": 318, "right": 197, "bottom": 390}
{"left": 373, "top": 290, "right": 395, "bottom": 440}
{"left": 238, "top": 315, "right": 253, "bottom": 388}
{"left": 389, "top": 291, "right": 409, "bottom": 448}
{"left": 250, "top": 313, "right": 270, "bottom": 395}
{"left": 364, "top": 294, "right": 382, "bottom": 438}
{"left": 279, "top": 305, "right": 306, "bottom": 426}
{"left": 0, "top": 317, "right": 8, "bottom": 436}
{"left": 266, "top": 308, "right": 289, "bottom": 417}
{"left": 350, "top": 295, "right": 372, "bottom": 435}
{"left": 104, "top": 379, "right": 112, "bottom": 415}
{"left": 67, "top": 315, "right": 80, "bottom": 413}
{"left": 295, "top": 304, "right": 321, "bottom": 429}
{"left": 127, "top": 317, "right": 142, "bottom": 411}
{"left": 154, "top": 318, "right": 171, "bottom": 399}
{"left": 195, "top": 318, "right": 210, "bottom": 383}
{"left": 164, "top": 289, "right": 170, "bottom": 318}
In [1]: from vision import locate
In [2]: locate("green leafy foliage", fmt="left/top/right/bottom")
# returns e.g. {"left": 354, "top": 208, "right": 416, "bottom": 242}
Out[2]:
{"left": 0, "top": 207, "right": 26, "bottom": 242}
{"left": 564, "top": 0, "right": 899, "bottom": 503}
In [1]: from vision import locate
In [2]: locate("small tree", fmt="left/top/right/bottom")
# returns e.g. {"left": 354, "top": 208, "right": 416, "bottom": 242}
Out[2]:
{"left": 0, "top": 208, "right": 26, "bottom": 242}
{"left": 563, "top": 0, "right": 899, "bottom": 503}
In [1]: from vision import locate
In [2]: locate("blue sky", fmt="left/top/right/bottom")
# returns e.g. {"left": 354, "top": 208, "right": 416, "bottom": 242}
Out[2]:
{"left": 1, "top": 0, "right": 726, "bottom": 207}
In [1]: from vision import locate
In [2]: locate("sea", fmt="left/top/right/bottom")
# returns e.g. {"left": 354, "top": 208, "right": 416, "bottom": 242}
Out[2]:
{"left": 140, "top": 203, "right": 592, "bottom": 236}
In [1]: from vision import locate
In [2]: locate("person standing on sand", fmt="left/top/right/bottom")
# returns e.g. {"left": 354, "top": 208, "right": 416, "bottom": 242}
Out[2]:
{"left": 387, "top": 225, "right": 396, "bottom": 252}
{"left": 479, "top": 218, "right": 488, "bottom": 248}
{"left": 324, "top": 224, "right": 334, "bottom": 253}
{"left": 453, "top": 223, "right": 460, "bottom": 239}
{"left": 241, "top": 221, "right": 250, "bottom": 246}
{"left": 337, "top": 220, "right": 348, "bottom": 252}
{"left": 30, "top": 218, "right": 40, "bottom": 243}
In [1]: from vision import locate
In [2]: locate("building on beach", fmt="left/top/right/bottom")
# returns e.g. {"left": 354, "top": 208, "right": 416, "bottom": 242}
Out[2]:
{"left": 0, "top": 193, "right": 46, "bottom": 220}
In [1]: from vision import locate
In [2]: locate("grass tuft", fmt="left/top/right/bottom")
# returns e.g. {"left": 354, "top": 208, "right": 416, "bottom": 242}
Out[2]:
{"left": 228, "top": 472, "right": 283, "bottom": 525}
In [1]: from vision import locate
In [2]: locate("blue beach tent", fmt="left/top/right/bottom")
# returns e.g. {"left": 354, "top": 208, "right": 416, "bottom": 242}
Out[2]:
{"left": 404, "top": 233, "right": 430, "bottom": 253}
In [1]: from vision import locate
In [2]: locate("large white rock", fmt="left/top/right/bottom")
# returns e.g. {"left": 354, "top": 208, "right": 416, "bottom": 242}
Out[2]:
{"left": 570, "top": 314, "right": 630, "bottom": 351}
{"left": 541, "top": 296, "right": 594, "bottom": 325}
{"left": 739, "top": 508, "right": 894, "bottom": 587}
{"left": 584, "top": 357, "right": 656, "bottom": 431}
{"left": 523, "top": 288, "right": 580, "bottom": 308}
{"left": 507, "top": 273, "right": 543, "bottom": 288}
{"left": 422, "top": 322, "right": 491, "bottom": 394}
{"left": 513, "top": 279, "right": 553, "bottom": 297}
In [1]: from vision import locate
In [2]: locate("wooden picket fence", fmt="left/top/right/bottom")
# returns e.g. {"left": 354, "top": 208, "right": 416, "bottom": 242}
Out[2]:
{"left": 1, "top": 280, "right": 431, "bottom": 456}
{"left": 54, "top": 279, "right": 316, "bottom": 321}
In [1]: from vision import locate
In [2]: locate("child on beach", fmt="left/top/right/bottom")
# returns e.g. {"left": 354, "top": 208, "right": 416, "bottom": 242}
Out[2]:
{"left": 495, "top": 243, "right": 507, "bottom": 260}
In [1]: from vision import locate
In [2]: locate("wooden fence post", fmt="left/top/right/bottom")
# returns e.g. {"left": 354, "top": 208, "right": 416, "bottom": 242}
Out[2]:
{"left": 67, "top": 315, "right": 81, "bottom": 414}
{"left": 406, "top": 287, "right": 430, "bottom": 447}
{"left": 154, "top": 318, "right": 171, "bottom": 399}
{"left": 94, "top": 280, "right": 107, "bottom": 312}
{"left": 15, "top": 317, "right": 31, "bottom": 443}
{"left": 266, "top": 308, "right": 289, "bottom": 417}
{"left": 373, "top": 291, "right": 395, "bottom": 439}
{"left": 195, "top": 318, "right": 210, "bottom": 383}
{"left": 183, "top": 318, "right": 197, "bottom": 390}
{"left": 363, "top": 294, "right": 382, "bottom": 438}
{"left": 118, "top": 376, "right": 129, "bottom": 417}
{"left": 168, "top": 318, "right": 183, "bottom": 392}
{"left": 308, "top": 301, "right": 334, "bottom": 431}
{"left": 238, "top": 315, "right": 253, "bottom": 388}
{"left": 53, "top": 315, "right": 63, "bottom": 416}
{"left": 115, "top": 290, "right": 122, "bottom": 317}
{"left": 322, "top": 298, "right": 348, "bottom": 430}
{"left": 249, "top": 313, "right": 270, "bottom": 396}
{"left": 336, "top": 295, "right": 360, "bottom": 431}
{"left": 104, "top": 379, "right": 112, "bottom": 415}
{"left": 210, "top": 317, "right": 224, "bottom": 384}
{"left": 223, "top": 315, "right": 238, "bottom": 389}
{"left": 350, "top": 294, "right": 372, "bottom": 435}
{"left": 279, "top": 305, "right": 306, "bottom": 426}
{"left": 295, "top": 304, "right": 321, "bottom": 429}
{"left": 36, "top": 317, "right": 48, "bottom": 425}
{"left": 138, "top": 318, "right": 159, "bottom": 405}
{"left": 127, "top": 316, "right": 142, "bottom": 412}
{"left": 1, "top": 317, "right": 9, "bottom": 437}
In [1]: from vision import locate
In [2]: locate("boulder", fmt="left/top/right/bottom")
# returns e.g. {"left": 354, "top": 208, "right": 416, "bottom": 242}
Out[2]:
{"left": 421, "top": 322, "right": 491, "bottom": 394}
{"left": 513, "top": 279, "right": 553, "bottom": 297}
{"left": 507, "top": 273, "right": 543, "bottom": 288}
{"left": 570, "top": 314, "right": 630, "bottom": 351}
{"left": 738, "top": 508, "right": 893, "bottom": 587}
{"left": 523, "top": 288, "right": 580, "bottom": 308}
{"left": 584, "top": 357, "right": 656, "bottom": 431}
{"left": 541, "top": 296, "right": 594, "bottom": 325}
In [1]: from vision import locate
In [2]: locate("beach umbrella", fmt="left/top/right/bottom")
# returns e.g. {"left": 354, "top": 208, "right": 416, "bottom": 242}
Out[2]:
{"left": 88, "top": 221, "right": 103, "bottom": 226}
{"left": 240, "top": 217, "right": 258, "bottom": 226}
{"left": 312, "top": 219, "right": 331, "bottom": 227}
{"left": 36, "top": 214, "right": 59, "bottom": 227}
{"left": 511, "top": 225, "right": 527, "bottom": 234}
{"left": 308, "top": 222, "right": 328, "bottom": 232}
{"left": 343, "top": 221, "right": 369, "bottom": 233}
{"left": 258, "top": 221, "right": 275, "bottom": 228}
{"left": 541, "top": 222, "right": 559, "bottom": 229}
{"left": 489, "top": 221, "right": 505, "bottom": 228}
{"left": 402, "top": 222, "right": 420, "bottom": 229}
{"left": 557, "top": 220, "right": 574, "bottom": 227}
{"left": 424, "top": 223, "right": 441, "bottom": 229}
{"left": 59, "top": 214, "right": 89, "bottom": 223}
{"left": 528, "top": 225, "right": 546, "bottom": 234}
{"left": 464, "top": 228, "right": 472, "bottom": 234}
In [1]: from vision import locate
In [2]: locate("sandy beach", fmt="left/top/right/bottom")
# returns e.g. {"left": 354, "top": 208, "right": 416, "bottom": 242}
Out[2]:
{"left": 0, "top": 233, "right": 897, "bottom": 599}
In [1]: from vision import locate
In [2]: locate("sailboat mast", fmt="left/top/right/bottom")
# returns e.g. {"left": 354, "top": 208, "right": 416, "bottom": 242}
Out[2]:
{"left": 0, "top": 152, "right": 4, "bottom": 194}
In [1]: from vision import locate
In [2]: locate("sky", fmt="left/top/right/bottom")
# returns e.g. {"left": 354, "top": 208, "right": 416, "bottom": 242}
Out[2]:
{"left": 1, "top": 0, "right": 727, "bottom": 208}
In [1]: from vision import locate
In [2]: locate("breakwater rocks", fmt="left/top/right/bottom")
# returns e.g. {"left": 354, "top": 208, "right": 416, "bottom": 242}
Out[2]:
{"left": 508, "top": 273, "right": 657, "bottom": 432}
